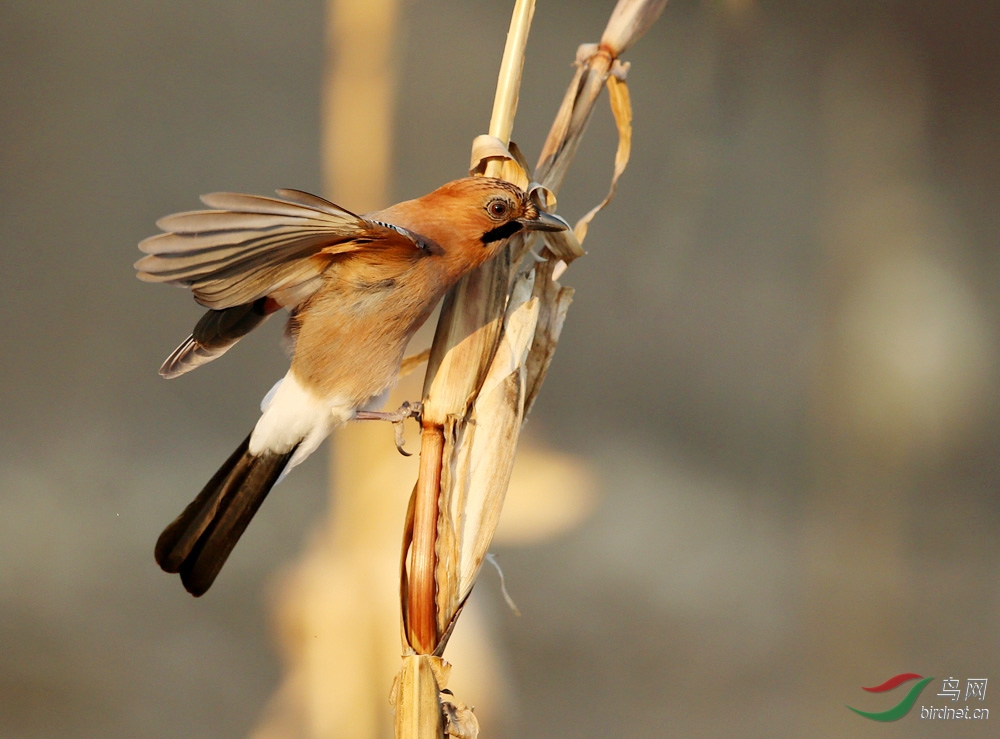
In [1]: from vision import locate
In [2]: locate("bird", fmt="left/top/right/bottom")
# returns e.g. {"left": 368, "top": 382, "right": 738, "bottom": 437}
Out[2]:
{"left": 136, "top": 176, "right": 568, "bottom": 596}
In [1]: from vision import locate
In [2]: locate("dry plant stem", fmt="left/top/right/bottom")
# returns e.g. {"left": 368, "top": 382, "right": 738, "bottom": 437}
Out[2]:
{"left": 407, "top": 427, "right": 443, "bottom": 654}
{"left": 397, "top": 0, "right": 665, "bottom": 735}
{"left": 486, "top": 0, "right": 535, "bottom": 158}
{"left": 405, "top": 0, "right": 667, "bottom": 661}
{"left": 407, "top": 0, "right": 537, "bottom": 655}
{"left": 536, "top": 50, "right": 615, "bottom": 193}
{"left": 535, "top": 0, "right": 665, "bottom": 191}
{"left": 536, "top": 40, "right": 627, "bottom": 190}
{"left": 392, "top": 655, "right": 447, "bottom": 737}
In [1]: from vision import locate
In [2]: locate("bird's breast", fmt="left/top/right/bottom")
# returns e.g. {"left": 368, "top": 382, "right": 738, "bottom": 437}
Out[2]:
{"left": 288, "top": 265, "right": 446, "bottom": 403}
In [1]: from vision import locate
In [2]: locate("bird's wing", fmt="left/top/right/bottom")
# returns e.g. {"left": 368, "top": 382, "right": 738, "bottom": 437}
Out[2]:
{"left": 157, "top": 299, "right": 279, "bottom": 379}
{"left": 139, "top": 189, "right": 437, "bottom": 378}
{"left": 135, "top": 189, "right": 432, "bottom": 310}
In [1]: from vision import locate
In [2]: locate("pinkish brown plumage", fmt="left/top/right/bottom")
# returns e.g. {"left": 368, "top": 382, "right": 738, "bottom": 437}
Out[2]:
{"left": 137, "top": 176, "right": 567, "bottom": 596}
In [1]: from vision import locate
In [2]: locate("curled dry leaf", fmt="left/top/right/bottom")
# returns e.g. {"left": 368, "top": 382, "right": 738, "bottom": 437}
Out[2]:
{"left": 573, "top": 63, "right": 633, "bottom": 244}
{"left": 405, "top": 0, "right": 666, "bottom": 663}
{"left": 469, "top": 135, "right": 530, "bottom": 190}
{"left": 542, "top": 226, "right": 586, "bottom": 264}
{"left": 434, "top": 270, "right": 539, "bottom": 634}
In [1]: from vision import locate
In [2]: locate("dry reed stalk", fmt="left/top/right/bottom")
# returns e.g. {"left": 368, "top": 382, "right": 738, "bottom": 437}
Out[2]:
{"left": 394, "top": 1, "right": 667, "bottom": 735}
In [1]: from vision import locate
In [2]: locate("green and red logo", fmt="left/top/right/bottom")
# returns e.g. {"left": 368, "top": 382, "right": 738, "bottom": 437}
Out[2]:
{"left": 848, "top": 673, "right": 934, "bottom": 722}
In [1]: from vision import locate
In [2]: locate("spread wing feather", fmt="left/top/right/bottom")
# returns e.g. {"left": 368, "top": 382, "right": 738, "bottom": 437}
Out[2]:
{"left": 272, "top": 188, "right": 347, "bottom": 213}
{"left": 137, "top": 230, "right": 347, "bottom": 282}
{"left": 138, "top": 188, "right": 437, "bottom": 377}
{"left": 135, "top": 189, "right": 423, "bottom": 310}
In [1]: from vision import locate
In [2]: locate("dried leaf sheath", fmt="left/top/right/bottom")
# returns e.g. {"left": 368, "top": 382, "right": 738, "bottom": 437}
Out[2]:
{"left": 405, "top": 0, "right": 538, "bottom": 656}
{"left": 435, "top": 272, "right": 539, "bottom": 635}
{"left": 400, "top": 0, "right": 667, "bottom": 667}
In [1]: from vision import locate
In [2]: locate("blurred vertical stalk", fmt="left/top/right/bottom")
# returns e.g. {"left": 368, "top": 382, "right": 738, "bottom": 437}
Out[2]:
{"left": 323, "top": 0, "right": 397, "bottom": 209}
{"left": 321, "top": 2, "right": 399, "bottom": 734}
{"left": 252, "top": 2, "right": 401, "bottom": 739}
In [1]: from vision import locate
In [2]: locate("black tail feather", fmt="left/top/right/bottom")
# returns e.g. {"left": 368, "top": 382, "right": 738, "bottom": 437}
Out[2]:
{"left": 155, "top": 433, "right": 296, "bottom": 596}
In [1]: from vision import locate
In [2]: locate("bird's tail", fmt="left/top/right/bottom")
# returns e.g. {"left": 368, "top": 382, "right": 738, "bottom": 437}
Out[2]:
{"left": 155, "top": 433, "right": 297, "bottom": 596}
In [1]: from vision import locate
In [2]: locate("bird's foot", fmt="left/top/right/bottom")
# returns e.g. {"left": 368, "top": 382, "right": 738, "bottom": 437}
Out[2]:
{"left": 526, "top": 246, "right": 548, "bottom": 263}
{"left": 354, "top": 401, "right": 423, "bottom": 456}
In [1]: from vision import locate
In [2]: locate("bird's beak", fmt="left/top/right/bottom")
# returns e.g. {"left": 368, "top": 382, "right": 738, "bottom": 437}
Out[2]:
{"left": 518, "top": 210, "right": 570, "bottom": 233}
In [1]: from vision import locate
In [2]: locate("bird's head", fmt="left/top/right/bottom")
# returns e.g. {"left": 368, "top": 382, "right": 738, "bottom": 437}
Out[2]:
{"left": 462, "top": 177, "right": 569, "bottom": 246}
{"left": 397, "top": 177, "right": 569, "bottom": 264}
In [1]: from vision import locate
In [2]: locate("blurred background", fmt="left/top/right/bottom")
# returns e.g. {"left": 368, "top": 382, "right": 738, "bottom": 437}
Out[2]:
{"left": 2, "top": 0, "right": 999, "bottom": 736}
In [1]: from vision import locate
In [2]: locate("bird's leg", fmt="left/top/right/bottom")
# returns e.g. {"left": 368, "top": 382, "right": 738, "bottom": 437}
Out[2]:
{"left": 354, "top": 400, "right": 423, "bottom": 424}
{"left": 354, "top": 401, "right": 423, "bottom": 456}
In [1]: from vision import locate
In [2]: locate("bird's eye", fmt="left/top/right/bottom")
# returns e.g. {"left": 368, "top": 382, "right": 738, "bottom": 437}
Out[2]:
{"left": 487, "top": 198, "right": 512, "bottom": 220}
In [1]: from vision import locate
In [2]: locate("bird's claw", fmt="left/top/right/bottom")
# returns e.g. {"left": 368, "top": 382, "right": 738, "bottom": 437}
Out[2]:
{"left": 355, "top": 401, "right": 423, "bottom": 456}
{"left": 392, "top": 421, "right": 411, "bottom": 456}
{"left": 390, "top": 401, "right": 422, "bottom": 456}
{"left": 526, "top": 246, "right": 548, "bottom": 263}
